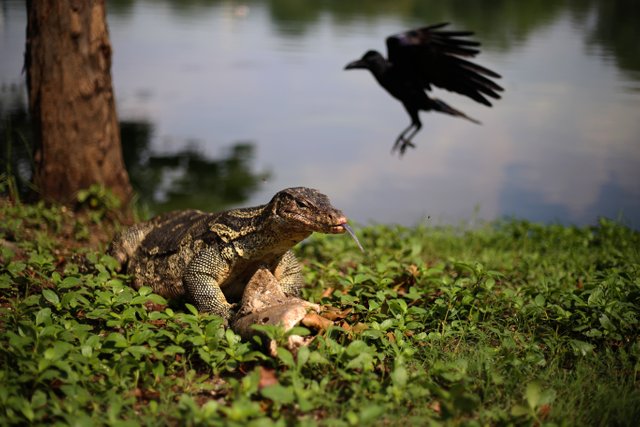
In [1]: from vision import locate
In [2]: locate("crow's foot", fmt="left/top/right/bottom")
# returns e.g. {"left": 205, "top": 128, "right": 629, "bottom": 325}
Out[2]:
{"left": 392, "top": 137, "right": 415, "bottom": 155}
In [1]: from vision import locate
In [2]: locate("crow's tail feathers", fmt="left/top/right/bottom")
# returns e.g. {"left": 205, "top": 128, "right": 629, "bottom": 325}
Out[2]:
{"left": 432, "top": 98, "right": 481, "bottom": 125}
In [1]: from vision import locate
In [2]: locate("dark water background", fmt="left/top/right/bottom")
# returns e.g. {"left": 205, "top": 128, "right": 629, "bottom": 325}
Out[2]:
{"left": 2, "top": 0, "right": 639, "bottom": 228}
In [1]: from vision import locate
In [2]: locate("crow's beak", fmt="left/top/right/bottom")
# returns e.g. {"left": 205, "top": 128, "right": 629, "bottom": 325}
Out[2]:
{"left": 344, "top": 59, "right": 366, "bottom": 70}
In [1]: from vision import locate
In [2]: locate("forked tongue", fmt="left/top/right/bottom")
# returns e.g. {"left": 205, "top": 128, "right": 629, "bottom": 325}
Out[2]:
{"left": 342, "top": 223, "right": 365, "bottom": 253}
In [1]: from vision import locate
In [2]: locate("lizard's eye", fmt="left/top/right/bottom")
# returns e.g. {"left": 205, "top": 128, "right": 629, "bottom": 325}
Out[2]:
{"left": 294, "top": 199, "right": 308, "bottom": 209}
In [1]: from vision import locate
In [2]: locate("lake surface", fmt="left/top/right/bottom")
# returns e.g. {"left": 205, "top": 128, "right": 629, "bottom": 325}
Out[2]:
{"left": 2, "top": 0, "right": 639, "bottom": 228}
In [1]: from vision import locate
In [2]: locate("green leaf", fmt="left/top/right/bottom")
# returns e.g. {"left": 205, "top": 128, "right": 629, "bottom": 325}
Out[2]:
{"left": 297, "top": 345, "right": 310, "bottom": 368}
{"left": 0, "top": 246, "right": 15, "bottom": 262}
{"left": 185, "top": 304, "right": 199, "bottom": 316}
{"left": 391, "top": 364, "right": 408, "bottom": 387}
{"left": 0, "top": 273, "right": 11, "bottom": 289}
{"left": 152, "top": 363, "right": 166, "bottom": 378}
{"left": 389, "top": 298, "right": 408, "bottom": 315}
{"left": 60, "top": 276, "right": 82, "bottom": 288}
{"left": 225, "top": 328, "right": 240, "bottom": 346}
{"left": 138, "top": 286, "right": 152, "bottom": 297}
{"left": 29, "top": 253, "right": 53, "bottom": 268}
{"left": 587, "top": 287, "right": 605, "bottom": 306}
{"left": 308, "top": 351, "right": 329, "bottom": 365}
{"left": 145, "top": 294, "right": 167, "bottom": 305}
{"left": 100, "top": 254, "right": 121, "bottom": 272}
{"left": 346, "top": 353, "right": 375, "bottom": 371}
{"left": 484, "top": 277, "right": 496, "bottom": 290}
{"left": 585, "top": 328, "right": 603, "bottom": 338}
{"left": 510, "top": 404, "right": 530, "bottom": 417}
{"left": 126, "top": 345, "right": 150, "bottom": 359}
{"left": 360, "top": 405, "right": 386, "bottom": 424}
{"left": 287, "top": 326, "right": 310, "bottom": 337}
{"left": 35, "top": 308, "right": 52, "bottom": 325}
{"left": 261, "top": 384, "right": 295, "bottom": 405}
{"left": 20, "top": 400, "right": 35, "bottom": 422}
{"left": 81, "top": 345, "right": 93, "bottom": 357}
{"left": 8, "top": 261, "right": 26, "bottom": 276}
{"left": 44, "top": 341, "right": 74, "bottom": 361}
{"left": 42, "top": 289, "right": 60, "bottom": 305}
{"left": 599, "top": 314, "right": 614, "bottom": 331}
{"left": 164, "top": 345, "right": 185, "bottom": 355}
{"left": 526, "top": 382, "right": 541, "bottom": 409}
{"left": 201, "top": 400, "right": 219, "bottom": 417}
{"left": 353, "top": 273, "right": 370, "bottom": 284}
{"left": 38, "top": 358, "right": 51, "bottom": 373}
{"left": 346, "top": 340, "right": 370, "bottom": 357}
{"left": 346, "top": 411, "right": 358, "bottom": 425}
{"left": 31, "top": 389, "right": 47, "bottom": 408}
{"left": 276, "top": 347, "right": 295, "bottom": 368}
{"left": 105, "top": 333, "right": 128, "bottom": 348}
{"left": 569, "top": 339, "right": 594, "bottom": 356}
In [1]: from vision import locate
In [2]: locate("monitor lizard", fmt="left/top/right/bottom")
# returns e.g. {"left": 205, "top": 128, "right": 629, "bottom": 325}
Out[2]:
{"left": 107, "top": 187, "right": 350, "bottom": 321}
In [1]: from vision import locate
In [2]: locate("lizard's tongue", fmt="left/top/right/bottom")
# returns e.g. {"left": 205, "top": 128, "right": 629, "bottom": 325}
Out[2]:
{"left": 326, "top": 216, "right": 365, "bottom": 253}
{"left": 342, "top": 223, "right": 365, "bottom": 253}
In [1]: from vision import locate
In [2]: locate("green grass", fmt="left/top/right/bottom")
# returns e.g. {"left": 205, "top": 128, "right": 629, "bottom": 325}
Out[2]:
{"left": 1, "top": 199, "right": 639, "bottom": 426}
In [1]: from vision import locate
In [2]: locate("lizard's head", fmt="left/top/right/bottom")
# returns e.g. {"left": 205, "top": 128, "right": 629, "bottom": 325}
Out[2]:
{"left": 269, "top": 187, "right": 348, "bottom": 235}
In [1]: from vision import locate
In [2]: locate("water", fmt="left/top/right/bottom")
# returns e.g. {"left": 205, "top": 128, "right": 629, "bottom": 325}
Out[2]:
{"left": 2, "top": 0, "right": 639, "bottom": 228}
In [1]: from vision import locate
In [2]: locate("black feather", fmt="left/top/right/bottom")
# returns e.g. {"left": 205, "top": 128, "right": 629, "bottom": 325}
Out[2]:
{"left": 345, "top": 23, "right": 504, "bottom": 155}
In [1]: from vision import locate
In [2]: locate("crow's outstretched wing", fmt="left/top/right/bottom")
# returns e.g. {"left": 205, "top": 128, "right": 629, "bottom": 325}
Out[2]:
{"left": 386, "top": 23, "right": 503, "bottom": 106}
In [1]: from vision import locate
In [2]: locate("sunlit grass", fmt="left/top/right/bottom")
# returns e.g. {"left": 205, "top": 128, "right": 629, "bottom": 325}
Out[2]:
{"left": 1, "top": 199, "right": 639, "bottom": 425}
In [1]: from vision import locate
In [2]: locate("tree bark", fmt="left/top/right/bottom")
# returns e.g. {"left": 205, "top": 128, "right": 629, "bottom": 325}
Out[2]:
{"left": 25, "top": 0, "right": 132, "bottom": 208}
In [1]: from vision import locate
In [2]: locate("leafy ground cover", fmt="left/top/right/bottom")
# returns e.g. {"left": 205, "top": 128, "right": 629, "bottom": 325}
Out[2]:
{"left": 1, "top": 198, "right": 639, "bottom": 426}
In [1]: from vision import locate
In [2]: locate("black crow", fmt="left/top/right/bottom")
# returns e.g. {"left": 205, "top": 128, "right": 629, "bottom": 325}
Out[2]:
{"left": 345, "top": 23, "right": 503, "bottom": 155}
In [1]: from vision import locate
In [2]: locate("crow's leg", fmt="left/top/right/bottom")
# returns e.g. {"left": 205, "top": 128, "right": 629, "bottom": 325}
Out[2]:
{"left": 391, "top": 123, "right": 420, "bottom": 154}
{"left": 394, "top": 108, "right": 423, "bottom": 155}
{"left": 399, "top": 124, "right": 424, "bottom": 154}
{"left": 393, "top": 121, "right": 422, "bottom": 155}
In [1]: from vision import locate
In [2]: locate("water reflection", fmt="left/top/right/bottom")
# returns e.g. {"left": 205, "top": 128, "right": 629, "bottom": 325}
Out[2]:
{"left": 0, "top": 84, "right": 33, "bottom": 199}
{"left": 121, "top": 120, "right": 269, "bottom": 213}
{"left": 584, "top": 0, "right": 640, "bottom": 84}
{"left": 0, "top": 91, "right": 269, "bottom": 211}
{"left": 104, "top": 0, "right": 640, "bottom": 71}
{"left": 1, "top": 0, "right": 639, "bottom": 227}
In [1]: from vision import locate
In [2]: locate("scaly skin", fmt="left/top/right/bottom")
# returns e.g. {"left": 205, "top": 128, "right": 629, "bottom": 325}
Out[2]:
{"left": 107, "top": 187, "right": 347, "bottom": 320}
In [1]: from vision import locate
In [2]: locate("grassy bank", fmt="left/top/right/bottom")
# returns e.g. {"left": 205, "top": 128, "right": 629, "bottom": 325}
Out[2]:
{"left": 1, "top": 200, "right": 639, "bottom": 426}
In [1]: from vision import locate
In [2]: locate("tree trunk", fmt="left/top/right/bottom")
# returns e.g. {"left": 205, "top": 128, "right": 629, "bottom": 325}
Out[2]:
{"left": 25, "top": 0, "right": 132, "bottom": 208}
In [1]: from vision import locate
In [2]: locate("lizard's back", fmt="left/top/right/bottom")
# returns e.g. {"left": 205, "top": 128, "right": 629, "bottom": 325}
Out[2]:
{"left": 109, "top": 209, "right": 220, "bottom": 298}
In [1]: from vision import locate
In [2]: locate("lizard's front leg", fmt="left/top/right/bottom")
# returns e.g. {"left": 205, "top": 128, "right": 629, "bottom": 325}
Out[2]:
{"left": 274, "top": 250, "right": 305, "bottom": 297}
{"left": 183, "top": 246, "right": 233, "bottom": 320}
